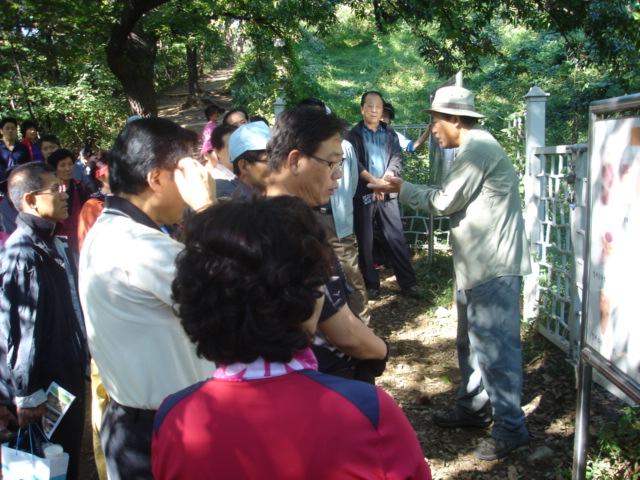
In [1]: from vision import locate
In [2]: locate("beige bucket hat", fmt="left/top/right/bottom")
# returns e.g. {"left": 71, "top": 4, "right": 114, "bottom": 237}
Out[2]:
{"left": 422, "top": 86, "right": 486, "bottom": 119}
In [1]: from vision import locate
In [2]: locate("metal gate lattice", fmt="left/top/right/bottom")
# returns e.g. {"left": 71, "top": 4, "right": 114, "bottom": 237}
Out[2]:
{"left": 394, "top": 124, "right": 451, "bottom": 252}
{"left": 528, "top": 144, "right": 588, "bottom": 360}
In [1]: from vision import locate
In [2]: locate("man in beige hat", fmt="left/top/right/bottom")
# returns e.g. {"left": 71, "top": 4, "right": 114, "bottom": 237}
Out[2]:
{"left": 369, "top": 85, "right": 532, "bottom": 460}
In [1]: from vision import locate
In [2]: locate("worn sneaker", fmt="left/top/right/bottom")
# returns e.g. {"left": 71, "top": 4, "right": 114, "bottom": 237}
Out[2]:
{"left": 473, "top": 435, "right": 530, "bottom": 461}
{"left": 432, "top": 407, "right": 492, "bottom": 429}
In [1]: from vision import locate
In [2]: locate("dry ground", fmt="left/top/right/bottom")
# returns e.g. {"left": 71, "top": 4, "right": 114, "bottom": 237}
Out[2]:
{"left": 369, "top": 266, "right": 579, "bottom": 480}
{"left": 156, "top": 67, "right": 236, "bottom": 134}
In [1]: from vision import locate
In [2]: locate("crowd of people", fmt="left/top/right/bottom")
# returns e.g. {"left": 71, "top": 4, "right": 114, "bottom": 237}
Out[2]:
{"left": 0, "top": 86, "right": 532, "bottom": 478}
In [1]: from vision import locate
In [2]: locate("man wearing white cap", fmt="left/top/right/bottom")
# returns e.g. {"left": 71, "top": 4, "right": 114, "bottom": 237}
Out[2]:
{"left": 369, "top": 86, "right": 532, "bottom": 460}
{"left": 216, "top": 122, "right": 271, "bottom": 199}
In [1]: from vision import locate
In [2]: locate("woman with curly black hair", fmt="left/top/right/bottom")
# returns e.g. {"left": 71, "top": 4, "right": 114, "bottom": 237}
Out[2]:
{"left": 152, "top": 196, "right": 432, "bottom": 480}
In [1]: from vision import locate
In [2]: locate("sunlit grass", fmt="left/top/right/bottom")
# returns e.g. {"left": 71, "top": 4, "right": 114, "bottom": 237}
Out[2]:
{"left": 300, "top": 16, "right": 439, "bottom": 125}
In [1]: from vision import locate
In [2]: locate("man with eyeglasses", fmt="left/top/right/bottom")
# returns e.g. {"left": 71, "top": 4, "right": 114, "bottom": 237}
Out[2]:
{"left": 266, "top": 105, "right": 388, "bottom": 383}
{"left": 297, "top": 97, "right": 371, "bottom": 325}
{"left": 347, "top": 91, "right": 421, "bottom": 300}
{"left": 0, "top": 162, "right": 88, "bottom": 480}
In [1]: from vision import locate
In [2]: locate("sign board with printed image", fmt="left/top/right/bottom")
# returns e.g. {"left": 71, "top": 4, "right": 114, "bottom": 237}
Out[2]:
{"left": 573, "top": 93, "right": 640, "bottom": 480}
{"left": 586, "top": 115, "right": 640, "bottom": 393}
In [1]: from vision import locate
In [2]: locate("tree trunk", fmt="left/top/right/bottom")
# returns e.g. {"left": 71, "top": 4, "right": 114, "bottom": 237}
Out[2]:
{"left": 186, "top": 45, "right": 199, "bottom": 99}
{"left": 105, "top": 0, "right": 171, "bottom": 117}
{"left": 372, "top": 0, "right": 385, "bottom": 34}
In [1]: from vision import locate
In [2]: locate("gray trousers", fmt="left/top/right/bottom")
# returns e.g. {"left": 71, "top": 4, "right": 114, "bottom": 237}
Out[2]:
{"left": 455, "top": 275, "right": 529, "bottom": 441}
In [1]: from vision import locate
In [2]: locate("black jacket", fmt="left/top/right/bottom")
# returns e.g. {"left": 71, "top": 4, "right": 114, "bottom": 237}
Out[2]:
{"left": 346, "top": 120, "right": 404, "bottom": 198}
{"left": 0, "top": 213, "right": 87, "bottom": 406}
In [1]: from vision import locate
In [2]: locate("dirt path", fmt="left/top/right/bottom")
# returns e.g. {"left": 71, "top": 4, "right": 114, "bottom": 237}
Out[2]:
{"left": 370, "top": 264, "right": 578, "bottom": 480}
{"left": 157, "top": 67, "right": 235, "bottom": 134}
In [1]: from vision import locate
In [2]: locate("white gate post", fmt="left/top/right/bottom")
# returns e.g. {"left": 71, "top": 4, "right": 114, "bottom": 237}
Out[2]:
{"left": 523, "top": 86, "right": 550, "bottom": 320}
{"left": 274, "top": 93, "right": 286, "bottom": 120}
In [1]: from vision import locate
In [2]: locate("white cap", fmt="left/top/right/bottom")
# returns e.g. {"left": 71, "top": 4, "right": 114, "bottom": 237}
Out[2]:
{"left": 229, "top": 122, "right": 271, "bottom": 163}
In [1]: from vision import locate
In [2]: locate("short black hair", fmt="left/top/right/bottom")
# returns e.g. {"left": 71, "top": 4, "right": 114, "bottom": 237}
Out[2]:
{"left": 360, "top": 91, "right": 384, "bottom": 107}
{"left": 79, "top": 147, "right": 93, "bottom": 158}
{"left": 223, "top": 109, "right": 249, "bottom": 125}
{"left": 37, "top": 134, "right": 60, "bottom": 148}
{"left": 20, "top": 120, "right": 38, "bottom": 138}
{"left": 210, "top": 124, "right": 237, "bottom": 152}
{"left": 383, "top": 102, "right": 395, "bottom": 121}
{"left": 267, "top": 106, "right": 347, "bottom": 173}
{"left": 108, "top": 117, "right": 198, "bottom": 195}
{"left": 8, "top": 162, "right": 56, "bottom": 211}
{"left": 172, "top": 196, "right": 333, "bottom": 365}
{"left": 204, "top": 104, "right": 225, "bottom": 120}
{"left": 47, "top": 148, "right": 75, "bottom": 168}
{"left": 297, "top": 97, "right": 326, "bottom": 109}
{"left": 0, "top": 117, "right": 18, "bottom": 130}
{"left": 250, "top": 116, "right": 269, "bottom": 126}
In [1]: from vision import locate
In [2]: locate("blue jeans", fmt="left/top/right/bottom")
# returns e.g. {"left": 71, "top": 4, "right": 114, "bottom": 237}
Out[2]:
{"left": 455, "top": 276, "right": 529, "bottom": 441}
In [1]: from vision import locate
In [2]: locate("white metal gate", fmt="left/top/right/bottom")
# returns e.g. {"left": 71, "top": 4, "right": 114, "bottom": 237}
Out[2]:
{"left": 525, "top": 144, "right": 588, "bottom": 360}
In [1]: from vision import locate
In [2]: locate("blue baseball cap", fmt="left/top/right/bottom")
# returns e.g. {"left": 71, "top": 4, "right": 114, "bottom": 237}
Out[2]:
{"left": 229, "top": 122, "right": 271, "bottom": 163}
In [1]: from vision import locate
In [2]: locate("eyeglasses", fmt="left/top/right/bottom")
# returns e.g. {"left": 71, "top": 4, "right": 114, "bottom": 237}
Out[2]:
{"left": 28, "top": 184, "right": 67, "bottom": 196}
{"left": 307, "top": 154, "right": 345, "bottom": 173}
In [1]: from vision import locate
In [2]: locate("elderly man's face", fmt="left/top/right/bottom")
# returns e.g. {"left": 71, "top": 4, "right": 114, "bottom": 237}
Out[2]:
{"left": 295, "top": 132, "right": 343, "bottom": 207}
{"left": 240, "top": 151, "right": 269, "bottom": 190}
{"left": 360, "top": 94, "right": 383, "bottom": 129}
{"left": 430, "top": 113, "right": 461, "bottom": 149}
{"left": 28, "top": 173, "right": 69, "bottom": 224}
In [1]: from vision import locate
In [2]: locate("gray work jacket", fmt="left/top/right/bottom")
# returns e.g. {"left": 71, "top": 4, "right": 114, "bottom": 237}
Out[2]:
{"left": 399, "top": 127, "right": 531, "bottom": 290}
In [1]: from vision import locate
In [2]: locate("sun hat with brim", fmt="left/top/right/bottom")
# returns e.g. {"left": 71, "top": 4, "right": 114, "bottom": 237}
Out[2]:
{"left": 229, "top": 122, "right": 271, "bottom": 163}
{"left": 422, "top": 86, "right": 486, "bottom": 119}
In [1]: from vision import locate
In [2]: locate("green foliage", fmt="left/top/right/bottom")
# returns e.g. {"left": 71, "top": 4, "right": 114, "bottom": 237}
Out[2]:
{"left": 215, "top": 0, "right": 342, "bottom": 119}
{"left": 25, "top": 69, "right": 126, "bottom": 151}
{"left": 227, "top": 36, "right": 315, "bottom": 120}
{"left": 588, "top": 407, "right": 640, "bottom": 479}
{"left": 470, "top": 23, "right": 631, "bottom": 146}
{"left": 296, "top": 13, "right": 438, "bottom": 124}
{"left": 0, "top": 0, "right": 124, "bottom": 149}
{"left": 412, "top": 249, "right": 454, "bottom": 313}
{"left": 155, "top": 41, "right": 192, "bottom": 92}
{"left": 152, "top": 3, "right": 229, "bottom": 92}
